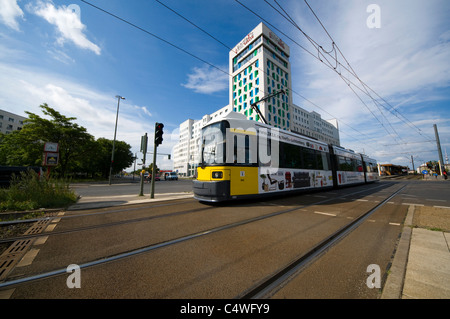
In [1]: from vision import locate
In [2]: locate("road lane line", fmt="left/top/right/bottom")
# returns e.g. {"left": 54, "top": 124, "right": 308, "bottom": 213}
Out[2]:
{"left": 33, "top": 236, "right": 48, "bottom": 246}
{"left": 45, "top": 224, "right": 56, "bottom": 232}
{"left": 314, "top": 211, "right": 336, "bottom": 217}
{"left": 17, "top": 249, "right": 39, "bottom": 267}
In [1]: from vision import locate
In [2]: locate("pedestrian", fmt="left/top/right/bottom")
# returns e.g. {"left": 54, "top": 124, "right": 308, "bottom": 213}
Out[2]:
{"left": 444, "top": 171, "right": 448, "bottom": 180}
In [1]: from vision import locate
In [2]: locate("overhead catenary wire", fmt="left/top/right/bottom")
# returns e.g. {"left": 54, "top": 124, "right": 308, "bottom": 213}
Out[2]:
{"left": 79, "top": 0, "right": 425, "bottom": 161}
{"left": 79, "top": 0, "right": 230, "bottom": 78}
{"left": 268, "top": 0, "right": 404, "bottom": 145}
{"left": 302, "top": 0, "right": 434, "bottom": 143}
{"left": 80, "top": 0, "right": 384, "bottom": 155}
{"left": 154, "top": 0, "right": 381, "bottom": 151}
{"left": 233, "top": 0, "right": 384, "bottom": 152}
{"left": 236, "top": 0, "right": 439, "bottom": 161}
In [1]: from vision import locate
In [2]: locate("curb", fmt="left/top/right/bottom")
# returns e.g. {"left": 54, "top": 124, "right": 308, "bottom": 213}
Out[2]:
{"left": 381, "top": 205, "right": 414, "bottom": 299}
{"left": 66, "top": 193, "right": 194, "bottom": 211}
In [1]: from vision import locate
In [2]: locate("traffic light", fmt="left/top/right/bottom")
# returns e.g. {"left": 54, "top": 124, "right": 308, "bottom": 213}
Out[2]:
{"left": 155, "top": 122, "right": 164, "bottom": 146}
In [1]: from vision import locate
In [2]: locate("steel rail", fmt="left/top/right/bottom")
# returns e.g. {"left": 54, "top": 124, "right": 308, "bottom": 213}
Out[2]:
{"left": 0, "top": 199, "right": 194, "bottom": 226}
{"left": 0, "top": 205, "right": 214, "bottom": 244}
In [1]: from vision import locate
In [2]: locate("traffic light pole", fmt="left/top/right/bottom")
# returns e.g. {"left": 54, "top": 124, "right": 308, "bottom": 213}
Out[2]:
{"left": 149, "top": 122, "right": 163, "bottom": 199}
{"left": 151, "top": 136, "right": 157, "bottom": 199}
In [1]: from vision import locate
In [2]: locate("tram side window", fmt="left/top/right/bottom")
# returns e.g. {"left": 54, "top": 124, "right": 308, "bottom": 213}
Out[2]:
{"left": 279, "top": 142, "right": 331, "bottom": 170}
{"left": 338, "top": 156, "right": 355, "bottom": 171}
{"left": 232, "top": 134, "right": 254, "bottom": 164}
{"left": 317, "top": 151, "right": 330, "bottom": 171}
{"left": 366, "top": 162, "right": 378, "bottom": 173}
{"left": 356, "top": 159, "right": 363, "bottom": 172}
{"left": 259, "top": 133, "right": 272, "bottom": 167}
{"left": 279, "top": 142, "right": 303, "bottom": 169}
{"left": 302, "top": 148, "right": 317, "bottom": 169}
{"left": 245, "top": 135, "right": 252, "bottom": 164}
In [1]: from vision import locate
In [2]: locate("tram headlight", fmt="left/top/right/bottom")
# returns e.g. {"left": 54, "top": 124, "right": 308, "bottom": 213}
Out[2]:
{"left": 212, "top": 171, "right": 223, "bottom": 179}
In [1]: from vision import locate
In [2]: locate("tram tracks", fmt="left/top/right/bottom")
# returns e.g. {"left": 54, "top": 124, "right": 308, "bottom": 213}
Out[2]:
{"left": 0, "top": 204, "right": 212, "bottom": 245}
{"left": 239, "top": 184, "right": 406, "bottom": 298}
{"left": 0, "top": 183, "right": 405, "bottom": 293}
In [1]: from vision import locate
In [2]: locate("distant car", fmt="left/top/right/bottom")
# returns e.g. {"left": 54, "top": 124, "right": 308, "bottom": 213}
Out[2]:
{"left": 165, "top": 172, "right": 178, "bottom": 180}
{"left": 0, "top": 166, "right": 43, "bottom": 188}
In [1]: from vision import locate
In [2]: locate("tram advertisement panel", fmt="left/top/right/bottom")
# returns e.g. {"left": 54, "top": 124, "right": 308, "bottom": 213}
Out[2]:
{"left": 258, "top": 168, "right": 333, "bottom": 193}
{"left": 336, "top": 171, "right": 365, "bottom": 186}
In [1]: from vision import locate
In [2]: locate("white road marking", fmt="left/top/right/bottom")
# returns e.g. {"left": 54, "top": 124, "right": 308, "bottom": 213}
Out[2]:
{"left": 34, "top": 236, "right": 48, "bottom": 246}
{"left": 389, "top": 222, "right": 401, "bottom": 226}
{"left": 17, "top": 249, "right": 39, "bottom": 267}
{"left": 314, "top": 211, "right": 336, "bottom": 217}
{"left": 45, "top": 224, "right": 56, "bottom": 232}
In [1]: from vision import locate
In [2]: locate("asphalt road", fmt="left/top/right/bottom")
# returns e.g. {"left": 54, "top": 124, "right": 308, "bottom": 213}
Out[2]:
{"left": 1, "top": 179, "right": 449, "bottom": 303}
{"left": 70, "top": 177, "right": 193, "bottom": 197}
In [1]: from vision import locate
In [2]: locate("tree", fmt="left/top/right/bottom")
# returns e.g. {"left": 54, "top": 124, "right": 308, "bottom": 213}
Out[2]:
{"left": 0, "top": 104, "right": 134, "bottom": 178}
{"left": 22, "top": 104, "right": 95, "bottom": 177}
{"left": 86, "top": 138, "right": 134, "bottom": 179}
{"left": 0, "top": 104, "right": 94, "bottom": 177}
{"left": 0, "top": 129, "right": 42, "bottom": 166}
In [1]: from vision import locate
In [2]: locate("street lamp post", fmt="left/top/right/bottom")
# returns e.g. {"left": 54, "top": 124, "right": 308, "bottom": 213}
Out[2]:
{"left": 109, "top": 95, "right": 125, "bottom": 185}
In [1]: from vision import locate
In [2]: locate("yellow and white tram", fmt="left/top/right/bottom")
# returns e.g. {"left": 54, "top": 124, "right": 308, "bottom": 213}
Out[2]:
{"left": 193, "top": 112, "right": 378, "bottom": 202}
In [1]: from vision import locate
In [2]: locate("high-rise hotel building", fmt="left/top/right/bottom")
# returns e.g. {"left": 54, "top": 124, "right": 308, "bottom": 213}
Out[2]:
{"left": 230, "top": 22, "right": 292, "bottom": 130}
{"left": 172, "top": 23, "right": 340, "bottom": 177}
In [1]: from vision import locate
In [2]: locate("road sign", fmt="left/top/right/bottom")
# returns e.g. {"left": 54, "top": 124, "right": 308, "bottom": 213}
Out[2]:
{"left": 422, "top": 170, "right": 428, "bottom": 174}
{"left": 44, "top": 152, "right": 59, "bottom": 166}
{"left": 44, "top": 142, "right": 59, "bottom": 152}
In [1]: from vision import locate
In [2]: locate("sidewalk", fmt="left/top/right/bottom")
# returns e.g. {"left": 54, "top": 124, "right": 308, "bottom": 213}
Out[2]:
{"left": 382, "top": 205, "right": 450, "bottom": 299}
{"left": 67, "top": 192, "right": 194, "bottom": 210}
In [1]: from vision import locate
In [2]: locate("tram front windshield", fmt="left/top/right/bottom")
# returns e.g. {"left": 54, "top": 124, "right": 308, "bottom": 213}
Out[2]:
{"left": 201, "top": 121, "right": 228, "bottom": 165}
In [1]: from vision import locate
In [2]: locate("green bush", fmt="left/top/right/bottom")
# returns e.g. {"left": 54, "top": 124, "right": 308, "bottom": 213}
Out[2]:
{"left": 0, "top": 170, "right": 77, "bottom": 211}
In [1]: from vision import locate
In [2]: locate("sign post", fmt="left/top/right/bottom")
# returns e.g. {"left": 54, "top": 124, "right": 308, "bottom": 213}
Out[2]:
{"left": 43, "top": 142, "right": 59, "bottom": 179}
{"left": 139, "top": 133, "right": 148, "bottom": 196}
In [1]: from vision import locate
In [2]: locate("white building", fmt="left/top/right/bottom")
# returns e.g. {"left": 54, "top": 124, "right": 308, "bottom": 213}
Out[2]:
{"left": 0, "top": 109, "right": 27, "bottom": 135}
{"left": 173, "top": 23, "right": 340, "bottom": 177}
{"left": 173, "top": 105, "right": 232, "bottom": 177}
{"left": 230, "top": 22, "right": 292, "bottom": 130}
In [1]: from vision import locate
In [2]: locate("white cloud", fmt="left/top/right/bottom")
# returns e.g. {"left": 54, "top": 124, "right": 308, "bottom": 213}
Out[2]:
{"left": 30, "top": 1, "right": 101, "bottom": 55}
{"left": 0, "top": 0, "right": 24, "bottom": 31}
{"left": 182, "top": 65, "right": 229, "bottom": 94}
{"left": 0, "top": 63, "right": 155, "bottom": 154}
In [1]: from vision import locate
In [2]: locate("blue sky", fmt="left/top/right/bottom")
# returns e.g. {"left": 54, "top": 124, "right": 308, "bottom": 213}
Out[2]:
{"left": 1, "top": 0, "right": 449, "bottom": 171}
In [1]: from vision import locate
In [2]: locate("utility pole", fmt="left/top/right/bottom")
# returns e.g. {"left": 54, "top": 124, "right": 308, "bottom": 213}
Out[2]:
{"left": 433, "top": 124, "right": 444, "bottom": 176}
{"left": 109, "top": 95, "right": 125, "bottom": 185}
{"left": 133, "top": 152, "right": 137, "bottom": 181}
{"left": 411, "top": 155, "right": 415, "bottom": 173}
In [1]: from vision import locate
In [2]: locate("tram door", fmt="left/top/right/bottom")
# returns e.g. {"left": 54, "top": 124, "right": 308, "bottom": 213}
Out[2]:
{"left": 228, "top": 130, "right": 259, "bottom": 196}
{"left": 230, "top": 167, "right": 259, "bottom": 196}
